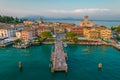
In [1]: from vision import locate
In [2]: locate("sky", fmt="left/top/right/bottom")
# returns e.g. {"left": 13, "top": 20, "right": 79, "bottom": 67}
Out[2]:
{"left": 0, "top": 0, "right": 120, "bottom": 19}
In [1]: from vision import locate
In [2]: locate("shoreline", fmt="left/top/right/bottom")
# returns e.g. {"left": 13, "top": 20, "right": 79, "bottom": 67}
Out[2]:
{"left": 0, "top": 41, "right": 120, "bottom": 51}
{"left": 42, "top": 41, "right": 120, "bottom": 51}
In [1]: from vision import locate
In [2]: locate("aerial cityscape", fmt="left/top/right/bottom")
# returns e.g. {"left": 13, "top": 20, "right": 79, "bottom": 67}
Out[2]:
{"left": 0, "top": 0, "right": 120, "bottom": 80}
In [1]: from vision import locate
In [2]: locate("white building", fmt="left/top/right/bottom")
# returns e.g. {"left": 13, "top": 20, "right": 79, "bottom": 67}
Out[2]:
{"left": 0, "top": 24, "right": 23, "bottom": 38}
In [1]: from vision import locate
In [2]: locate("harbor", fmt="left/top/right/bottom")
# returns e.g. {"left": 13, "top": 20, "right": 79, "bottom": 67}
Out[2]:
{"left": 0, "top": 0, "right": 120, "bottom": 80}
{"left": 0, "top": 45, "right": 120, "bottom": 80}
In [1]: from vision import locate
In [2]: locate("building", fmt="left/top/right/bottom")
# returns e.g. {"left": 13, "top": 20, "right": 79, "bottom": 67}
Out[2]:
{"left": 54, "top": 26, "right": 64, "bottom": 33}
{"left": 100, "top": 29, "right": 111, "bottom": 40}
{"left": 61, "top": 23, "right": 75, "bottom": 32}
{"left": 89, "top": 29, "right": 99, "bottom": 39}
{"left": 22, "top": 28, "right": 36, "bottom": 41}
{"left": 16, "top": 31, "right": 22, "bottom": 39}
{"left": 38, "top": 18, "right": 43, "bottom": 25}
{"left": 80, "top": 16, "right": 94, "bottom": 27}
{"left": 83, "top": 26, "right": 111, "bottom": 40}
{"left": 83, "top": 28, "right": 90, "bottom": 39}
{"left": 36, "top": 26, "right": 45, "bottom": 36}
{"left": 0, "top": 24, "right": 23, "bottom": 38}
{"left": 93, "top": 26, "right": 111, "bottom": 40}
{"left": 83, "top": 28, "right": 99, "bottom": 39}
{"left": 70, "top": 27, "right": 83, "bottom": 35}
{"left": 23, "top": 20, "right": 34, "bottom": 25}
{"left": 16, "top": 28, "right": 36, "bottom": 41}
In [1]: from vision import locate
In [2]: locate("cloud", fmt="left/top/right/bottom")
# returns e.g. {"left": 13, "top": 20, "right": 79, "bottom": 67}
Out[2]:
{"left": 48, "top": 8, "right": 110, "bottom": 14}
{"left": 0, "top": 7, "right": 42, "bottom": 17}
{"left": 0, "top": 7, "right": 111, "bottom": 18}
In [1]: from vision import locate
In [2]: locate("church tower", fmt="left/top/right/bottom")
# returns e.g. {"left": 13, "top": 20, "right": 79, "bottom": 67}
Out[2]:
{"left": 38, "top": 17, "right": 43, "bottom": 25}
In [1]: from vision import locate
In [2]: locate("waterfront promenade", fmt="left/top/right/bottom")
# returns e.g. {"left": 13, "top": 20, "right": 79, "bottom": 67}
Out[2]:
{"left": 51, "top": 33, "right": 68, "bottom": 72}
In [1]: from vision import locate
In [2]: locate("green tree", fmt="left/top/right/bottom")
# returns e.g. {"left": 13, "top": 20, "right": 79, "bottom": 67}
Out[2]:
{"left": 116, "top": 26, "right": 120, "bottom": 32}
{"left": 72, "top": 37, "right": 78, "bottom": 43}
{"left": 14, "top": 39, "right": 22, "bottom": 44}
{"left": 0, "top": 15, "right": 22, "bottom": 24}
{"left": 65, "top": 32, "right": 77, "bottom": 39}
{"left": 77, "top": 34, "right": 84, "bottom": 37}
{"left": 111, "top": 26, "right": 116, "bottom": 31}
{"left": 40, "top": 31, "right": 52, "bottom": 39}
{"left": 111, "top": 26, "right": 120, "bottom": 32}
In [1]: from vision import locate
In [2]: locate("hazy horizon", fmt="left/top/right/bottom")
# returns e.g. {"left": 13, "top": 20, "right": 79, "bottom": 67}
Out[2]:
{"left": 0, "top": 0, "right": 120, "bottom": 20}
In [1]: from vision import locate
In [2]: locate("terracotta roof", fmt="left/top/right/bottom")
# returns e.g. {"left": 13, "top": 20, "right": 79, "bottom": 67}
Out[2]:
{"left": 0, "top": 24, "right": 14, "bottom": 29}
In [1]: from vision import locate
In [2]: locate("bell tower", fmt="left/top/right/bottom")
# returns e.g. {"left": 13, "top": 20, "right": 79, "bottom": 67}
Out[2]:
{"left": 38, "top": 17, "right": 43, "bottom": 25}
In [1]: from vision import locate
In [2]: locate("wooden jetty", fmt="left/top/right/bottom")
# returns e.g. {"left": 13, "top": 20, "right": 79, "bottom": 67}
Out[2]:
{"left": 103, "top": 43, "right": 120, "bottom": 51}
{"left": 51, "top": 37, "right": 68, "bottom": 73}
{"left": 111, "top": 44, "right": 120, "bottom": 51}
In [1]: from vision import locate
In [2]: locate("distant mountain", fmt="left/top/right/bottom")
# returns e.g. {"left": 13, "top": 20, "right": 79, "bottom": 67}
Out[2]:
{"left": 22, "top": 15, "right": 46, "bottom": 21}
{"left": 22, "top": 15, "right": 120, "bottom": 22}
{"left": 22, "top": 15, "right": 82, "bottom": 21}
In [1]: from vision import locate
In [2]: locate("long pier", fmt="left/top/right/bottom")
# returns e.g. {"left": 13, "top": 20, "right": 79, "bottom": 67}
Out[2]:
{"left": 50, "top": 34, "right": 68, "bottom": 72}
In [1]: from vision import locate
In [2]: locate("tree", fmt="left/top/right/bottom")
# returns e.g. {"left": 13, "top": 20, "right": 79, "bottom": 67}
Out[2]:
{"left": 111, "top": 26, "right": 120, "bottom": 32}
{"left": 65, "top": 32, "right": 77, "bottom": 39}
{"left": 72, "top": 37, "right": 78, "bottom": 43}
{"left": 116, "top": 26, "right": 120, "bottom": 32}
{"left": 0, "top": 15, "right": 22, "bottom": 24}
{"left": 14, "top": 39, "right": 22, "bottom": 44}
{"left": 77, "top": 34, "right": 84, "bottom": 37}
{"left": 40, "top": 31, "right": 52, "bottom": 39}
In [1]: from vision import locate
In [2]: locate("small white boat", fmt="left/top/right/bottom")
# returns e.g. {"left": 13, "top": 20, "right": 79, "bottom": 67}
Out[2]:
{"left": 64, "top": 43, "right": 67, "bottom": 47}
{"left": 83, "top": 48, "right": 90, "bottom": 52}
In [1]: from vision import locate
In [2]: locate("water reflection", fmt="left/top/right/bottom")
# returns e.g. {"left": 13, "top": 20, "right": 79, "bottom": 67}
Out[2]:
{"left": 98, "top": 68, "right": 102, "bottom": 71}
{"left": 19, "top": 67, "right": 23, "bottom": 72}
{"left": 52, "top": 72, "right": 68, "bottom": 80}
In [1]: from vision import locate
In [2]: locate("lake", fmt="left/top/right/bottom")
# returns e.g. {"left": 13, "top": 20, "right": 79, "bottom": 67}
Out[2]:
{"left": 0, "top": 45, "right": 120, "bottom": 80}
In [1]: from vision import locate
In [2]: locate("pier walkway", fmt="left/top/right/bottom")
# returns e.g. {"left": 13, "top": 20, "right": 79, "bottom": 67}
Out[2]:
{"left": 51, "top": 33, "right": 68, "bottom": 72}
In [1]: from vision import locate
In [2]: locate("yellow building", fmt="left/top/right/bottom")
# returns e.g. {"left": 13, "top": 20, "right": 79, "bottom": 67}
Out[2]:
{"left": 16, "top": 31, "right": 22, "bottom": 39}
{"left": 89, "top": 29, "right": 99, "bottom": 39}
{"left": 0, "top": 24, "right": 23, "bottom": 38}
{"left": 83, "top": 26, "right": 111, "bottom": 40}
{"left": 83, "top": 28, "right": 99, "bottom": 39}
{"left": 0, "top": 29, "right": 7, "bottom": 38}
{"left": 23, "top": 20, "right": 34, "bottom": 25}
{"left": 100, "top": 29, "right": 111, "bottom": 40}
{"left": 83, "top": 28, "right": 90, "bottom": 39}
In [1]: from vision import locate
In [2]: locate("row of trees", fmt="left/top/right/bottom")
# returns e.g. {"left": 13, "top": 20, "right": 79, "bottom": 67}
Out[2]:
{"left": 0, "top": 15, "right": 23, "bottom": 24}
{"left": 40, "top": 31, "right": 79, "bottom": 43}
{"left": 111, "top": 26, "right": 120, "bottom": 39}
{"left": 40, "top": 31, "right": 52, "bottom": 39}
{"left": 65, "top": 32, "right": 78, "bottom": 43}
{"left": 111, "top": 26, "right": 120, "bottom": 32}
{"left": 15, "top": 31, "right": 79, "bottom": 44}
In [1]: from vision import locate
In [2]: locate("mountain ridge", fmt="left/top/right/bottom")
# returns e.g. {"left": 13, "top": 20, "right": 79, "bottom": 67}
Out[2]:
{"left": 22, "top": 15, "right": 120, "bottom": 22}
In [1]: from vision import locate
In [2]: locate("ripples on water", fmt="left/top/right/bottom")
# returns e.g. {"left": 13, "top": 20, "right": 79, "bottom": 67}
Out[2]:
{"left": 0, "top": 45, "right": 120, "bottom": 80}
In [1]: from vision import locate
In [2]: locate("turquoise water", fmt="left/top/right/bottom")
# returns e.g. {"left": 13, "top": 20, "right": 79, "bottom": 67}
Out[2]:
{"left": 0, "top": 45, "right": 120, "bottom": 80}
